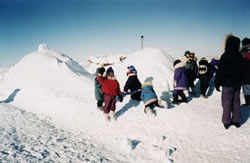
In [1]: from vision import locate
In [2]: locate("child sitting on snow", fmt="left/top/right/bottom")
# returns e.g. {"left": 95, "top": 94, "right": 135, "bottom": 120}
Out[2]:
{"left": 124, "top": 65, "right": 142, "bottom": 101}
{"left": 141, "top": 82, "right": 164, "bottom": 116}
{"left": 172, "top": 59, "right": 188, "bottom": 104}
{"left": 94, "top": 67, "right": 104, "bottom": 110}
{"left": 97, "top": 67, "right": 123, "bottom": 121}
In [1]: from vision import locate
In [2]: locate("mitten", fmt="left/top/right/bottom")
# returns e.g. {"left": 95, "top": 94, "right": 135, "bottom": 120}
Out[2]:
{"left": 98, "top": 67, "right": 105, "bottom": 75}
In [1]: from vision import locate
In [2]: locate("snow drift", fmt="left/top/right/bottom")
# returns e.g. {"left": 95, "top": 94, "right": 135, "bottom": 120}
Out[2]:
{"left": 84, "top": 48, "right": 175, "bottom": 93}
{"left": 1, "top": 44, "right": 94, "bottom": 112}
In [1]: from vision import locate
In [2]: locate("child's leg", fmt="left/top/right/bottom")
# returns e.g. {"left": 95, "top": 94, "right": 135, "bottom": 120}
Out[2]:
{"left": 172, "top": 90, "right": 179, "bottom": 104}
{"left": 109, "top": 95, "right": 117, "bottom": 112}
{"left": 103, "top": 94, "right": 112, "bottom": 114}
{"left": 232, "top": 87, "right": 241, "bottom": 123}
{"left": 97, "top": 100, "right": 104, "bottom": 107}
{"left": 221, "top": 87, "right": 234, "bottom": 124}
{"left": 179, "top": 91, "right": 187, "bottom": 102}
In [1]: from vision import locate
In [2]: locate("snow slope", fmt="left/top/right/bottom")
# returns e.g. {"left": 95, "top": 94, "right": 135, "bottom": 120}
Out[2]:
{"left": 0, "top": 46, "right": 250, "bottom": 163}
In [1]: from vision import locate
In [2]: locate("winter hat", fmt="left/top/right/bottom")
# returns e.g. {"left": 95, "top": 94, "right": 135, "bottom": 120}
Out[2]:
{"left": 242, "top": 38, "right": 250, "bottom": 46}
{"left": 107, "top": 67, "right": 114, "bottom": 74}
{"left": 225, "top": 35, "right": 240, "bottom": 53}
{"left": 184, "top": 50, "right": 190, "bottom": 57}
{"left": 127, "top": 65, "right": 137, "bottom": 74}
{"left": 173, "top": 59, "right": 181, "bottom": 67}
{"left": 200, "top": 57, "right": 207, "bottom": 61}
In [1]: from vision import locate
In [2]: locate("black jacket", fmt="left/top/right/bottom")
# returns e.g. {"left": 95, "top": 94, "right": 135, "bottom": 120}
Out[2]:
{"left": 124, "top": 74, "right": 142, "bottom": 101}
{"left": 215, "top": 36, "right": 244, "bottom": 88}
{"left": 198, "top": 60, "right": 217, "bottom": 80}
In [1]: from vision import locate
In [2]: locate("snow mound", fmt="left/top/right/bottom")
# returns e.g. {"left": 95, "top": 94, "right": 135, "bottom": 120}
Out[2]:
{"left": 84, "top": 48, "right": 174, "bottom": 93}
{"left": 2, "top": 44, "right": 94, "bottom": 111}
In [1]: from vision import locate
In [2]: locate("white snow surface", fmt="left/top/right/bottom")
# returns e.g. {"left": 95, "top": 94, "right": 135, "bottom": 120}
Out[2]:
{"left": 0, "top": 45, "right": 250, "bottom": 163}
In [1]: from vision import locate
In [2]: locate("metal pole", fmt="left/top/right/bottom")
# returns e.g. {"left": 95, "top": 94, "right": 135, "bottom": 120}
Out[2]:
{"left": 141, "top": 35, "right": 144, "bottom": 49}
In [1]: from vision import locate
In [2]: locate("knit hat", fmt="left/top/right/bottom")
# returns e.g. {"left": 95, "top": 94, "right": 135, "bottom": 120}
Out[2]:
{"left": 242, "top": 38, "right": 250, "bottom": 46}
{"left": 184, "top": 50, "right": 190, "bottom": 56}
{"left": 107, "top": 67, "right": 114, "bottom": 74}
{"left": 200, "top": 57, "right": 207, "bottom": 61}
{"left": 173, "top": 59, "right": 181, "bottom": 67}
{"left": 127, "top": 65, "right": 137, "bottom": 74}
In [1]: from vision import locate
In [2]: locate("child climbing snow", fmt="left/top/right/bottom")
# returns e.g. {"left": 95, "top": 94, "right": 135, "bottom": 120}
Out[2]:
{"left": 124, "top": 65, "right": 142, "bottom": 101}
{"left": 97, "top": 67, "right": 123, "bottom": 121}
{"left": 198, "top": 57, "right": 217, "bottom": 98}
{"left": 94, "top": 67, "right": 104, "bottom": 110}
{"left": 141, "top": 82, "right": 164, "bottom": 116}
{"left": 172, "top": 59, "right": 188, "bottom": 104}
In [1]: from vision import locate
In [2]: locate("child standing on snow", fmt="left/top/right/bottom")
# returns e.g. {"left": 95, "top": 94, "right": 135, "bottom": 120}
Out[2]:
{"left": 240, "top": 37, "right": 250, "bottom": 106}
{"left": 94, "top": 68, "right": 104, "bottom": 110}
{"left": 215, "top": 35, "right": 244, "bottom": 129}
{"left": 198, "top": 57, "right": 217, "bottom": 98}
{"left": 124, "top": 65, "right": 142, "bottom": 101}
{"left": 172, "top": 59, "right": 188, "bottom": 104}
{"left": 141, "top": 82, "right": 164, "bottom": 116}
{"left": 185, "top": 52, "right": 198, "bottom": 95}
{"left": 97, "top": 67, "right": 123, "bottom": 121}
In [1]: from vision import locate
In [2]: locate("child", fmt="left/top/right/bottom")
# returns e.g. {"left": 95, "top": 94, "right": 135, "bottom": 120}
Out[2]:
{"left": 209, "top": 57, "right": 220, "bottom": 76}
{"left": 185, "top": 52, "right": 198, "bottom": 94}
{"left": 94, "top": 67, "right": 104, "bottom": 110}
{"left": 215, "top": 35, "right": 244, "bottom": 129}
{"left": 198, "top": 57, "right": 217, "bottom": 98}
{"left": 124, "top": 65, "right": 142, "bottom": 101}
{"left": 172, "top": 59, "right": 188, "bottom": 104}
{"left": 141, "top": 82, "right": 164, "bottom": 116}
{"left": 97, "top": 67, "right": 123, "bottom": 121}
{"left": 240, "top": 37, "right": 250, "bottom": 106}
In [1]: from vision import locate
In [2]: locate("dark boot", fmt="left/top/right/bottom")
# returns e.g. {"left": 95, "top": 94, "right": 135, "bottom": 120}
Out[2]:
{"left": 224, "top": 123, "right": 232, "bottom": 129}
{"left": 179, "top": 92, "right": 187, "bottom": 103}
{"left": 172, "top": 94, "right": 179, "bottom": 105}
{"left": 244, "top": 95, "right": 250, "bottom": 106}
{"left": 232, "top": 122, "right": 241, "bottom": 128}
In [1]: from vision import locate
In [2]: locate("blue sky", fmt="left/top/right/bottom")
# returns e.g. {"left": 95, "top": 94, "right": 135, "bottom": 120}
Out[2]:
{"left": 0, "top": 0, "right": 250, "bottom": 66}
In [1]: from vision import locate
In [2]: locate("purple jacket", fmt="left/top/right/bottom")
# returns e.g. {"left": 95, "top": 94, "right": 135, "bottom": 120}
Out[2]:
{"left": 174, "top": 62, "right": 188, "bottom": 90}
{"left": 210, "top": 58, "right": 220, "bottom": 74}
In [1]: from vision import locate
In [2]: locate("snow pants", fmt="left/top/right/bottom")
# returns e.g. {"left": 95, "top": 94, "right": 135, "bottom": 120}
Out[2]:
{"left": 97, "top": 100, "right": 104, "bottom": 107}
{"left": 221, "top": 87, "right": 241, "bottom": 124}
{"left": 103, "top": 94, "right": 116, "bottom": 114}
{"left": 199, "top": 76, "right": 210, "bottom": 96}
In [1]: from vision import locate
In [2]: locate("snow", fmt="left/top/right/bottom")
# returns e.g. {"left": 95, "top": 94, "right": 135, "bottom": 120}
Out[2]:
{"left": 0, "top": 45, "right": 250, "bottom": 162}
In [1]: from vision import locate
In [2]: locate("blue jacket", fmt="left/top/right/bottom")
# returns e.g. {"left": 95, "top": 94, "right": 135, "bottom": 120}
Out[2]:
{"left": 141, "top": 83, "right": 157, "bottom": 105}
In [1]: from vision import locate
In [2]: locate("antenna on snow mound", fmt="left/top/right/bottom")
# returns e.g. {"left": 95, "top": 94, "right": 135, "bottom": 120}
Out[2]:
{"left": 38, "top": 44, "right": 49, "bottom": 52}
{"left": 141, "top": 35, "right": 144, "bottom": 50}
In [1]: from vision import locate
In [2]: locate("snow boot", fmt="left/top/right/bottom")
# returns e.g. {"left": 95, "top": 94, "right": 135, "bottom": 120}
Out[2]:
{"left": 224, "top": 123, "right": 231, "bottom": 129}
{"left": 98, "top": 106, "right": 104, "bottom": 111}
{"left": 158, "top": 100, "right": 165, "bottom": 108}
{"left": 179, "top": 92, "right": 187, "bottom": 103}
{"left": 109, "top": 111, "right": 117, "bottom": 121}
{"left": 243, "top": 95, "right": 250, "bottom": 107}
{"left": 145, "top": 107, "right": 156, "bottom": 116}
{"left": 172, "top": 94, "right": 179, "bottom": 105}
{"left": 191, "top": 87, "right": 196, "bottom": 95}
{"left": 201, "top": 94, "right": 207, "bottom": 99}
{"left": 104, "top": 113, "right": 110, "bottom": 121}
{"left": 232, "top": 122, "right": 241, "bottom": 128}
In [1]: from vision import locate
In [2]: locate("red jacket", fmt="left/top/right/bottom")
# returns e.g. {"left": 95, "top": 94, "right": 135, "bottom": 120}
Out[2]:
{"left": 97, "top": 74, "right": 121, "bottom": 96}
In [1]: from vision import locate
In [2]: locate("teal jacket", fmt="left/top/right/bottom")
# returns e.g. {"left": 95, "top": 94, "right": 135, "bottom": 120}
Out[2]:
{"left": 94, "top": 68, "right": 103, "bottom": 101}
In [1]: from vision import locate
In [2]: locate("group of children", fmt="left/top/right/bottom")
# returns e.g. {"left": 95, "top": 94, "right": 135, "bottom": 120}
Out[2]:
{"left": 172, "top": 51, "right": 220, "bottom": 104}
{"left": 94, "top": 35, "right": 250, "bottom": 128}
{"left": 95, "top": 65, "right": 164, "bottom": 121}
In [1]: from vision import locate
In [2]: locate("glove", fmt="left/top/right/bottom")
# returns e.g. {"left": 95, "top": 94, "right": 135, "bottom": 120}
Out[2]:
{"left": 215, "top": 85, "right": 220, "bottom": 92}
{"left": 118, "top": 93, "right": 123, "bottom": 102}
{"left": 98, "top": 67, "right": 105, "bottom": 75}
